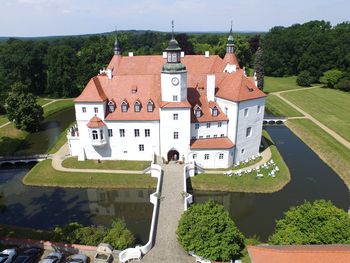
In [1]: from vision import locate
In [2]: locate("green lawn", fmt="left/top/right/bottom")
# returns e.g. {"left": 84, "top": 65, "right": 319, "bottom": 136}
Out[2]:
{"left": 191, "top": 130, "right": 291, "bottom": 193}
{"left": 0, "top": 123, "right": 28, "bottom": 155}
{"left": 37, "top": 98, "right": 53, "bottom": 106}
{"left": 0, "top": 115, "right": 9, "bottom": 126}
{"left": 286, "top": 119, "right": 350, "bottom": 189}
{"left": 265, "top": 94, "right": 303, "bottom": 117}
{"left": 43, "top": 99, "right": 74, "bottom": 117}
{"left": 23, "top": 159, "right": 157, "bottom": 189}
{"left": 264, "top": 76, "right": 300, "bottom": 93}
{"left": 282, "top": 88, "right": 350, "bottom": 142}
{"left": 62, "top": 157, "right": 151, "bottom": 171}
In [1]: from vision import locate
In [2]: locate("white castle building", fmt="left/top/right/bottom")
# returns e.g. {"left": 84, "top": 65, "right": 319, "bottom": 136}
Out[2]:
{"left": 67, "top": 28, "right": 266, "bottom": 169}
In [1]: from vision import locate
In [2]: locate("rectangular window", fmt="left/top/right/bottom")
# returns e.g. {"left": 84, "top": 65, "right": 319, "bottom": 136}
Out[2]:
{"left": 220, "top": 134, "right": 225, "bottom": 137}
{"left": 204, "top": 154, "right": 209, "bottom": 160}
{"left": 173, "top": 113, "right": 178, "bottom": 120}
{"left": 174, "top": 132, "right": 179, "bottom": 139}
{"left": 100, "top": 129, "right": 104, "bottom": 140}
{"left": 244, "top": 108, "right": 248, "bottom": 117}
{"left": 195, "top": 123, "right": 199, "bottom": 129}
{"left": 192, "top": 153, "right": 197, "bottom": 159}
{"left": 241, "top": 148, "right": 245, "bottom": 154}
{"left": 121, "top": 104, "right": 128, "bottom": 112}
{"left": 206, "top": 122, "right": 211, "bottom": 128}
{"left": 145, "top": 129, "right": 150, "bottom": 137}
{"left": 119, "top": 129, "right": 125, "bottom": 137}
{"left": 257, "top": 105, "right": 261, "bottom": 114}
{"left": 199, "top": 136, "right": 203, "bottom": 139}
{"left": 206, "top": 135, "right": 210, "bottom": 138}
{"left": 192, "top": 136, "right": 196, "bottom": 139}
{"left": 246, "top": 127, "right": 252, "bottom": 137}
{"left": 94, "top": 107, "right": 98, "bottom": 113}
{"left": 139, "top": 144, "right": 144, "bottom": 151}
{"left": 82, "top": 107, "right": 86, "bottom": 113}
{"left": 219, "top": 153, "right": 224, "bottom": 159}
{"left": 173, "top": 95, "right": 178, "bottom": 101}
{"left": 218, "top": 122, "right": 222, "bottom": 127}
{"left": 92, "top": 130, "right": 98, "bottom": 140}
{"left": 134, "top": 129, "right": 140, "bottom": 137}
{"left": 108, "top": 129, "right": 113, "bottom": 137}
{"left": 213, "top": 134, "right": 218, "bottom": 138}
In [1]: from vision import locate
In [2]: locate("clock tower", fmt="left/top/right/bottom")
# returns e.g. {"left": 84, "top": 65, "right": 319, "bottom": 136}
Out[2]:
{"left": 161, "top": 22, "right": 187, "bottom": 102}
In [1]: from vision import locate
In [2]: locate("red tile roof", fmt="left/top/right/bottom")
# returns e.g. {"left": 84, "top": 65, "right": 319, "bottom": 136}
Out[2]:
{"left": 190, "top": 137, "right": 234, "bottom": 149}
{"left": 87, "top": 116, "right": 105, "bottom": 128}
{"left": 160, "top": 101, "right": 192, "bottom": 108}
{"left": 248, "top": 245, "right": 350, "bottom": 263}
{"left": 75, "top": 53, "right": 266, "bottom": 121}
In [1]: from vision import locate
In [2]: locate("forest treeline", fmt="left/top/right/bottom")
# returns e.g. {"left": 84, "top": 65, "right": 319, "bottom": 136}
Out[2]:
{"left": 0, "top": 20, "right": 349, "bottom": 113}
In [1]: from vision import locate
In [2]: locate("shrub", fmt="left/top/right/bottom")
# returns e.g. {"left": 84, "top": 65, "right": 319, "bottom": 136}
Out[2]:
{"left": 102, "top": 219, "right": 135, "bottom": 250}
{"left": 296, "top": 71, "right": 312, "bottom": 87}
{"left": 335, "top": 78, "right": 350, "bottom": 92}
{"left": 319, "top": 69, "right": 344, "bottom": 88}
{"left": 177, "top": 200, "right": 245, "bottom": 261}
{"left": 268, "top": 200, "right": 350, "bottom": 245}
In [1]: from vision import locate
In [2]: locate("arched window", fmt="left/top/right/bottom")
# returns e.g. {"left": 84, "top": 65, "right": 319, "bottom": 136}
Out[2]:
{"left": 212, "top": 106, "right": 218, "bottom": 117}
{"left": 134, "top": 101, "right": 141, "bottom": 112}
{"left": 121, "top": 100, "right": 128, "bottom": 112}
{"left": 108, "top": 100, "right": 115, "bottom": 113}
{"left": 147, "top": 100, "right": 154, "bottom": 112}
{"left": 194, "top": 106, "right": 202, "bottom": 118}
{"left": 92, "top": 130, "right": 98, "bottom": 140}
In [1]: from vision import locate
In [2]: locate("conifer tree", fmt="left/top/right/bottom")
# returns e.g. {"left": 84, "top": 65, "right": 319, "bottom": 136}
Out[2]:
{"left": 254, "top": 47, "right": 264, "bottom": 90}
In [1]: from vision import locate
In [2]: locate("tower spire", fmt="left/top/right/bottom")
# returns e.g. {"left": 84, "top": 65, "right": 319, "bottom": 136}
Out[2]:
{"left": 226, "top": 21, "right": 235, "bottom": 53}
{"left": 114, "top": 27, "right": 121, "bottom": 56}
{"left": 171, "top": 20, "right": 175, "bottom": 39}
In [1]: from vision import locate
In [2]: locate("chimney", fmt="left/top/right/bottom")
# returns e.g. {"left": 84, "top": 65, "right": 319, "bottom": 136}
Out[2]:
{"left": 205, "top": 51, "right": 210, "bottom": 58}
{"left": 162, "top": 52, "right": 167, "bottom": 58}
{"left": 207, "top": 74, "right": 215, "bottom": 102}
{"left": 128, "top": 52, "right": 134, "bottom": 57}
{"left": 181, "top": 51, "right": 185, "bottom": 58}
{"left": 106, "top": 69, "right": 112, "bottom": 80}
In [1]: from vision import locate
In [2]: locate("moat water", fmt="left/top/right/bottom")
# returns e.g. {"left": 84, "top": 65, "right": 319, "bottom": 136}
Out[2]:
{"left": 193, "top": 126, "right": 349, "bottom": 241}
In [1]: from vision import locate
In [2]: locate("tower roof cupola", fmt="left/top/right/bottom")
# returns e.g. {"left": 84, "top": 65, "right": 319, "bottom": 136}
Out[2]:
{"left": 114, "top": 29, "right": 121, "bottom": 56}
{"left": 162, "top": 20, "right": 186, "bottom": 73}
{"left": 226, "top": 22, "right": 235, "bottom": 54}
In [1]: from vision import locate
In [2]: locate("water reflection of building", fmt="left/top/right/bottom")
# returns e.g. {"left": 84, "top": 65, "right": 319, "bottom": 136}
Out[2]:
{"left": 87, "top": 188, "right": 154, "bottom": 219}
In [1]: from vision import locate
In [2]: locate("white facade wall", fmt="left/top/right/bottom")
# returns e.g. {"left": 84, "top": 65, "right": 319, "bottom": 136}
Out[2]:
{"left": 75, "top": 102, "right": 106, "bottom": 121}
{"left": 159, "top": 108, "right": 191, "bottom": 161}
{"left": 160, "top": 72, "right": 187, "bottom": 102}
{"left": 190, "top": 121, "right": 228, "bottom": 139}
{"left": 235, "top": 98, "right": 265, "bottom": 162}
{"left": 76, "top": 120, "right": 159, "bottom": 161}
{"left": 215, "top": 98, "right": 239, "bottom": 144}
{"left": 189, "top": 148, "right": 234, "bottom": 169}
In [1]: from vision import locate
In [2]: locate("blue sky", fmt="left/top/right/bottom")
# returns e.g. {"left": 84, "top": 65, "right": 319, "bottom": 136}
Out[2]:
{"left": 1, "top": 0, "right": 349, "bottom": 37}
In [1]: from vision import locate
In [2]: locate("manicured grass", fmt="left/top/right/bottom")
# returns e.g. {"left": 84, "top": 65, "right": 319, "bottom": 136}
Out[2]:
{"left": 23, "top": 160, "right": 157, "bottom": 189}
{"left": 0, "top": 123, "right": 28, "bottom": 156}
{"left": 62, "top": 157, "right": 151, "bottom": 171}
{"left": 265, "top": 94, "right": 303, "bottom": 117}
{"left": 191, "top": 130, "right": 291, "bottom": 193}
{"left": 282, "top": 87, "right": 350, "bottom": 142}
{"left": 36, "top": 98, "right": 53, "bottom": 106}
{"left": 47, "top": 121, "right": 74, "bottom": 154}
{"left": 0, "top": 224, "right": 53, "bottom": 241}
{"left": 43, "top": 100, "right": 74, "bottom": 118}
{"left": 205, "top": 156, "right": 262, "bottom": 171}
{"left": 264, "top": 76, "right": 300, "bottom": 93}
{"left": 0, "top": 115, "right": 9, "bottom": 126}
{"left": 286, "top": 119, "right": 350, "bottom": 189}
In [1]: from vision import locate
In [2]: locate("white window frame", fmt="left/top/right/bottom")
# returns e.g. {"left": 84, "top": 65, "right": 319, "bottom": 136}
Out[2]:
{"left": 94, "top": 107, "right": 98, "bottom": 113}
{"left": 134, "top": 129, "right": 140, "bottom": 137}
{"left": 195, "top": 123, "right": 199, "bottom": 129}
{"left": 218, "top": 122, "right": 222, "bottom": 127}
{"left": 147, "top": 101, "right": 154, "bottom": 112}
{"left": 173, "top": 113, "right": 178, "bottom": 120}
{"left": 92, "top": 130, "right": 98, "bottom": 140}
{"left": 108, "top": 129, "right": 113, "bottom": 137}
{"left": 206, "top": 122, "right": 211, "bottom": 128}
{"left": 246, "top": 127, "right": 252, "bottom": 137}
{"left": 204, "top": 154, "right": 209, "bottom": 160}
{"left": 174, "top": 132, "right": 179, "bottom": 139}
{"left": 219, "top": 153, "right": 224, "bottom": 159}
{"left": 192, "top": 153, "right": 197, "bottom": 159}
{"left": 145, "top": 129, "right": 150, "bottom": 137}
{"left": 119, "top": 129, "right": 125, "bottom": 137}
{"left": 134, "top": 101, "right": 141, "bottom": 112}
{"left": 139, "top": 144, "right": 144, "bottom": 151}
{"left": 173, "top": 95, "right": 178, "bottom": 101}
{"left": 82, "top": 107, "right": 86, "bottom": 113}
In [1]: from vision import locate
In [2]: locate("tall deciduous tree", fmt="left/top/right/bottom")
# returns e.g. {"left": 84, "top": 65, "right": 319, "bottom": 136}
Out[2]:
{"left": 5, "top": 82, "right": 43, "bottom": 132}
{"left": 254, "top": 47, "right": 264, "bottom": 89}
{"left": 269, "top": 200, "right": 350, "bottom": 245}
{"left": 45, "top": 45, "right": 78, "bottom": 97}
{"left": 177, "top": 200, "right": 245, "bottom": 261}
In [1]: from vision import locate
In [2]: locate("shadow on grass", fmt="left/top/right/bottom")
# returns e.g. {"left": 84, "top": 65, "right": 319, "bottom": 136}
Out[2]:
{"left": 0, "top": 137, "right": 27, "bottom": 156}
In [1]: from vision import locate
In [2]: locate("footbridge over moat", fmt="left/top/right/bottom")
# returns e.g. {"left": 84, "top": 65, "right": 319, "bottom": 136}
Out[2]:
{"left": 263, "top": 117, "right": 287, "bottom": 126}
{"left": 0, "top": 154, "right": 49, "bottom": 166}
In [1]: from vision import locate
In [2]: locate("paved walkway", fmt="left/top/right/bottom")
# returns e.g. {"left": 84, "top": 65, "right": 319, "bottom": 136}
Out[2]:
{"left": 141, "top": 163, "right": 193, "bottom": 263}
{"left": 50, "top": 143, "right": 144, "bottom": 174}
{"left": 273, "top": 88, "right": 350, "bottom": 150}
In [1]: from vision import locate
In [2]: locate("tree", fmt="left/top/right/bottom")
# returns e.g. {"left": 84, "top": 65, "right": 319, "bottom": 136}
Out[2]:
{"left": 45, "top": 45, "right": 78, "bottom": 97}
{"left": 177, "top": 201, "right": 245, "bottom": 261}
{"left": 269, "top": 200, "right": 350, "bottom": 245}
{"left": 320, "top": 69, "right": 345, "bottom": 88}
{"left": 5, "top": 82, "right": 43, "bottom": 132}
{"left": 336, "top": 78, "right": 350, "bottom": 92}
{"left": 254, "top": 47, "right": 264, "bottom": 89}
{"left": 296, "top": 70, "right": 313, "bottom": 87}
{"left": 102, "top": 219, "right": 135, "bottom": 250}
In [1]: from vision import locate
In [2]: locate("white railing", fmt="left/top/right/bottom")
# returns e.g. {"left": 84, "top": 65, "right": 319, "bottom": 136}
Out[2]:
{"left": 119, "top": 154, "right": 162, "bottom": 262}
{"left": 183, "top": 164, "right": 193, "bottom": 211}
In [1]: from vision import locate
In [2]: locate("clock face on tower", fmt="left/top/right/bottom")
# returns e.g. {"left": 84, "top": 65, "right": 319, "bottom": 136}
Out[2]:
{"left": 171, "top": 77, "right": 179, "bottom": 86}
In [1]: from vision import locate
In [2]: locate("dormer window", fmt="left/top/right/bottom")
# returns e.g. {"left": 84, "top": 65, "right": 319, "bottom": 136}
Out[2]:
{"left": 194, "top": 106, "right": 202, "bottom": 118}
{"left": 134, "top": 101, "right": 141, "bottom": 112}
{"left": 108, "top": 100, "right": 115, "bottom": 113}
{"left": 121, "top": 100, "right": 128, "bottom": 112}
{"left": 147, "top": 100, "right": 154, "bottom": 112}
{"left": 212, "top": 106, "right": 218, "bottom": 117}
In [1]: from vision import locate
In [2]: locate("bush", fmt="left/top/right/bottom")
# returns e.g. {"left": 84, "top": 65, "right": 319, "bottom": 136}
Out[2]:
{"left": 319, "top": 69, "right": 344, "bottom": 88}
{"left": 335, "top": 78, "right": 350, "bottom": 92}
{"left": 296, "top": 71, "right": 313, "bottom": 87}
{"left": 102, "top": 219, "right": 135, "bottom": 250}
{"left": 269, "top": 200, "right": 350, "bottom": 245}
{"left": 177, "top": 200, "right": 245, "bottom": 261}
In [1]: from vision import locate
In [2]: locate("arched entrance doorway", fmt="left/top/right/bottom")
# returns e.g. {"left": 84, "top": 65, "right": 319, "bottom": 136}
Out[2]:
{"left": 167, "top": 149, "right": 179, "bottom": 162}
